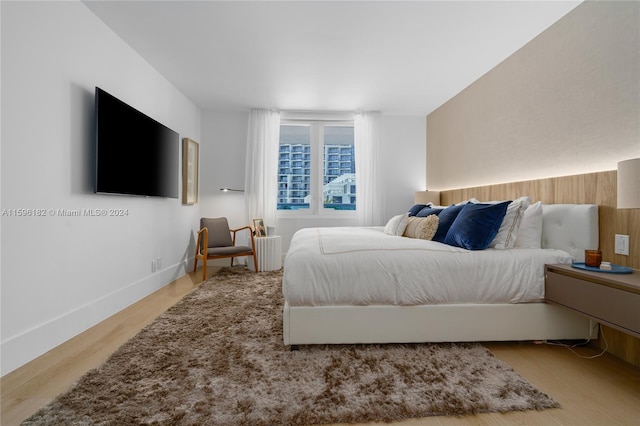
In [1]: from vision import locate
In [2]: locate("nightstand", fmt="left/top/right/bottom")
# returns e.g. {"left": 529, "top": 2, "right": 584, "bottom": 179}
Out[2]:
{"left": 249, "top": 235, "right": 282, "bottom": 272}
{"left": 545, "top": 264, "right": 640, "bottom": 338}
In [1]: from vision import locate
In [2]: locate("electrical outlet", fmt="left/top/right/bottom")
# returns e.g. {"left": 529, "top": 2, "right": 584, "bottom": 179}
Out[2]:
{"left": 151, "top": 259, "right": 157, "bottom": 273}
{"left": 615, "top": 234, "right": 630, "bottom": 256}
{"left": 156, "top": 257, "right": 162, "bottom": 270}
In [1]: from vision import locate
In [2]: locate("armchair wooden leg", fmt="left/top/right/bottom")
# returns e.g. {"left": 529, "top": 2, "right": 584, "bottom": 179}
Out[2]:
{"left": 202, "top": 260, "right": 207, "bottom": 281}
{"left": 252, "top": 253, "right": 258, "bottom": 272}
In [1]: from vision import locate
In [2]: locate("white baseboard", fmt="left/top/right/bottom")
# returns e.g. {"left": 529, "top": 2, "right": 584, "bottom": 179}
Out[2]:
{"left": 0, "top": 261, "right": 189, "bottom": 377}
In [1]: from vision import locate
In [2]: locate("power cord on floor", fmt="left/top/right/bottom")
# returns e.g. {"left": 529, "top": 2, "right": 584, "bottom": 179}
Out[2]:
{"left": 543, "top": 324, "right": 608, "bottom": 359}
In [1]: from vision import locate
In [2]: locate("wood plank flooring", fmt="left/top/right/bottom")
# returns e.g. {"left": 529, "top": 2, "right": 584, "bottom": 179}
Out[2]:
{"left": 2, "top": 267, "right": 639, "bottom": 425}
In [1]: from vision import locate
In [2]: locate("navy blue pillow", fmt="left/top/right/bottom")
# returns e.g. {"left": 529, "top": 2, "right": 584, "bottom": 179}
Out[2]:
{"left": 416, "top": 206, "right": 444, "bottom": 217}
{"left": 408, "top": 204, "right": 428, "bottom": 217}
{"left": 432, "top": 204, "right": 466, "bottom": 242}
{"left": 443, "top": 201, "right": 511, "bottom": 250}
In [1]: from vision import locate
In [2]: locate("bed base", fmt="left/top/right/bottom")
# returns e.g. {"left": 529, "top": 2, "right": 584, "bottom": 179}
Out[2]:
{"left": 283, "top": 301, "right": 598, "bottom": 346}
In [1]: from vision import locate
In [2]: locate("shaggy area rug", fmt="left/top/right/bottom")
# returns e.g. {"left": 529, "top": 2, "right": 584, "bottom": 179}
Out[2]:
{"left": 24, "top": 267, "right": 559, "bottom": 425}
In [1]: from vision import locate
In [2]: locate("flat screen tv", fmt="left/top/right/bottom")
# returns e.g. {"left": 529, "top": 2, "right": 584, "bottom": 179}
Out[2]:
{"left": 95, "top": 87, "right": 179, "bottom": 198}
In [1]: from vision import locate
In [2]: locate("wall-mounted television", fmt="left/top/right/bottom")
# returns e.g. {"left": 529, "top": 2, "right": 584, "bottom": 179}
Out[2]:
{"left": 95, "top": 87, "right": 179, "bottom": 198}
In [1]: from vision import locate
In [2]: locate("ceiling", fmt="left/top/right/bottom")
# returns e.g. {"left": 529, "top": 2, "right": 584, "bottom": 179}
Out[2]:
{"left": 84, "top": 1, "right": 582, "bottom": 116}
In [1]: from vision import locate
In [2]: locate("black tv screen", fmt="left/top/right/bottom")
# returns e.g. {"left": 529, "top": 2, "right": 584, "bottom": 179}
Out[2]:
{"left": 95, "top": 87, "right": 179, "bottom": 198}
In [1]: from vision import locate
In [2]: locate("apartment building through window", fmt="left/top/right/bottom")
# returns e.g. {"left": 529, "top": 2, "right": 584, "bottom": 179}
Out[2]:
{"left": 278, "top": 122, "right": 355, "bottom": 213}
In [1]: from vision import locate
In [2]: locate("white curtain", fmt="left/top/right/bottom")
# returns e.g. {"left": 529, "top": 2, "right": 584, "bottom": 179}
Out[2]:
{"left": 244, "top": 109, "right": 280, "bottom": 228}
{"left": 354, "top": 111, "right": 383, "bottom": 226}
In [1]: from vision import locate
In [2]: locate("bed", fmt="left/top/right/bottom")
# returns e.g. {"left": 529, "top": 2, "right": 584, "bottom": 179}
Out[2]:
{"left": 282, "top": 203, "right": 600, "bottom": 346}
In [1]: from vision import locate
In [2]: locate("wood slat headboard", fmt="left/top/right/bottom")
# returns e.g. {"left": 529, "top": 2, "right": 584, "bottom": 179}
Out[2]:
{"left": 439, "top": 170, "right": 638, "bottom": 269}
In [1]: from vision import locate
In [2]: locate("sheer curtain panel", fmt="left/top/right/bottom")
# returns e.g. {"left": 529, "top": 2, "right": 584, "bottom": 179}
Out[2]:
{"left": 354, "top": 111, "right": 383, "bottom": 226}
{"left": 244, "top": 109, "right": 280, "bottom": 227}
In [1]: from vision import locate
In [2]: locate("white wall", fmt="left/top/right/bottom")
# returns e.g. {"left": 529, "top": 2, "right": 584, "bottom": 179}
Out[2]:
{"left": 379, "top": 116, "right": 427, "bottom": 220}
{"left": 198, "top": 112, "right": 427, "bottom": 253}
{"left": 1, "top": 1, "right": 202, "bottom": 375}
{"left": 199, "top": 110, "right": 250, "bottom": 229}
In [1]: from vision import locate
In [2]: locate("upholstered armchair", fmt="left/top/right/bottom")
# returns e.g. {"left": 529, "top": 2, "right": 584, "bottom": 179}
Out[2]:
{"left": 193, "top": 217, "right": 257, "bottom": 280}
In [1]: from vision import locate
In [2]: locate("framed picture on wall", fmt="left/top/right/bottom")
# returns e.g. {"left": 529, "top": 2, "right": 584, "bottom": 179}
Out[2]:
{"left": 253, "top": 219, "right": 267, "bottom": 237}
{"left": 182, "top": 138, "right": 199, "bottom": 205}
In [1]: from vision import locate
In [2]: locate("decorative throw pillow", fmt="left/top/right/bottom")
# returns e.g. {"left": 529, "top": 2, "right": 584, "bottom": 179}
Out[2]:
{"left": 469, "top": 196, "right": 531, "bottom": 249}
{"left": 443, "top": 201, "right": 511, "bottom": 250}
{"left": 407, "top": 204, "right": 428, "bottom": 217}
{"left": 403, "top": 215, "right": 439, "bottom": 240}
{"left": 384, "top": 214, "right": 408, "bottom": 236}
{"left": 432, "top": 203, "right": 466, "bottom": 242}
{"left": 514, "top": 201, "right": 543, "bottom": 249}
{"left": 416, "top": 206, "right": 444, "bottom": 217}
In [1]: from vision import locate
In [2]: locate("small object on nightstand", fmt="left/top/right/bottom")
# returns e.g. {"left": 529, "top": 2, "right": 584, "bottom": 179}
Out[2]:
{"left": 585, "top": 249, "right": 602, "bottom": 267}
{"left": 600, "top": 261, "right": 612, "bottom": 270}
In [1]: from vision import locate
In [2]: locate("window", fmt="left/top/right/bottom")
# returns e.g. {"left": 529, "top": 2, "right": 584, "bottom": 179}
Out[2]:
{"left": 277, "top": 121, "right": 355, "bottom": 213}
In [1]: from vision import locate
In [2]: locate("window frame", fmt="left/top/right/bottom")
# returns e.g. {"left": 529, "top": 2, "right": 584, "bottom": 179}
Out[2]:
{"left": 277, "top": 117, "right": 356, "bottom": 218}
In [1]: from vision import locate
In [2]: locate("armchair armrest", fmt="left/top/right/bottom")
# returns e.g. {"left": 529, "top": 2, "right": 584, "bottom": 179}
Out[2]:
{"left": 230, "top": 225, "right": 254, "bottom": 246}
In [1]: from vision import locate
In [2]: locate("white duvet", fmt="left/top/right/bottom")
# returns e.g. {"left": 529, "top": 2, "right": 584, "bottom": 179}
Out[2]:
{"left": 282, "top": 227, "right": 573, "bottom": 306}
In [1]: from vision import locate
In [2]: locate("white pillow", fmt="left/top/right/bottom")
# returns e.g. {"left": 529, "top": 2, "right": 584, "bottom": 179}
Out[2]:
{"left": 514, "top": 201, "right": 543, "bottom": 249}
{"left": 384, "top": 214, "right": 408, "bottom": 236}
{"left": 492, "top": 196, "right": 530, "bottom": 249}
{"left": 470, "top": 196, "right": 531, "bottom": 249}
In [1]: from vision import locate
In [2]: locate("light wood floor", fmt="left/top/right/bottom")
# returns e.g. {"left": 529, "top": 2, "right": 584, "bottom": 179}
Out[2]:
{"left": 2, "top": 267, "right": 639, "bottom": 426}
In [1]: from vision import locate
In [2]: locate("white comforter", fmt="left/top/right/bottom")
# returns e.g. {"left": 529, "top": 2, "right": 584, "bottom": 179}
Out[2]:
{"left": 282, "top": 227, "right": 573, "bottom": 306}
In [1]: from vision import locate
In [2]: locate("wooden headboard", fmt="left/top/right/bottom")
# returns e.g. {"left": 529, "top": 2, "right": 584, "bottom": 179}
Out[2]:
{"left": 440, "top": 170, "right": 638, "bottom": 269}
{"left": 439, "top": 170, "right": 640, "bottom": 366}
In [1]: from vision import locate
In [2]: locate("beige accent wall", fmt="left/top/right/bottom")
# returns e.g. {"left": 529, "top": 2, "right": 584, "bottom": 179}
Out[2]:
{"left": 428, "top": 1, "right": 640, "bottom": 367}
{"left": 426, "top": 1, "right": 639, "bottom": 191}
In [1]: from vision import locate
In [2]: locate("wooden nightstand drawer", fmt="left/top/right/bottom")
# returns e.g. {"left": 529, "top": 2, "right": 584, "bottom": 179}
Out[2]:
{"left": 546, "top": 271, "right": 640, "bottom": 336}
